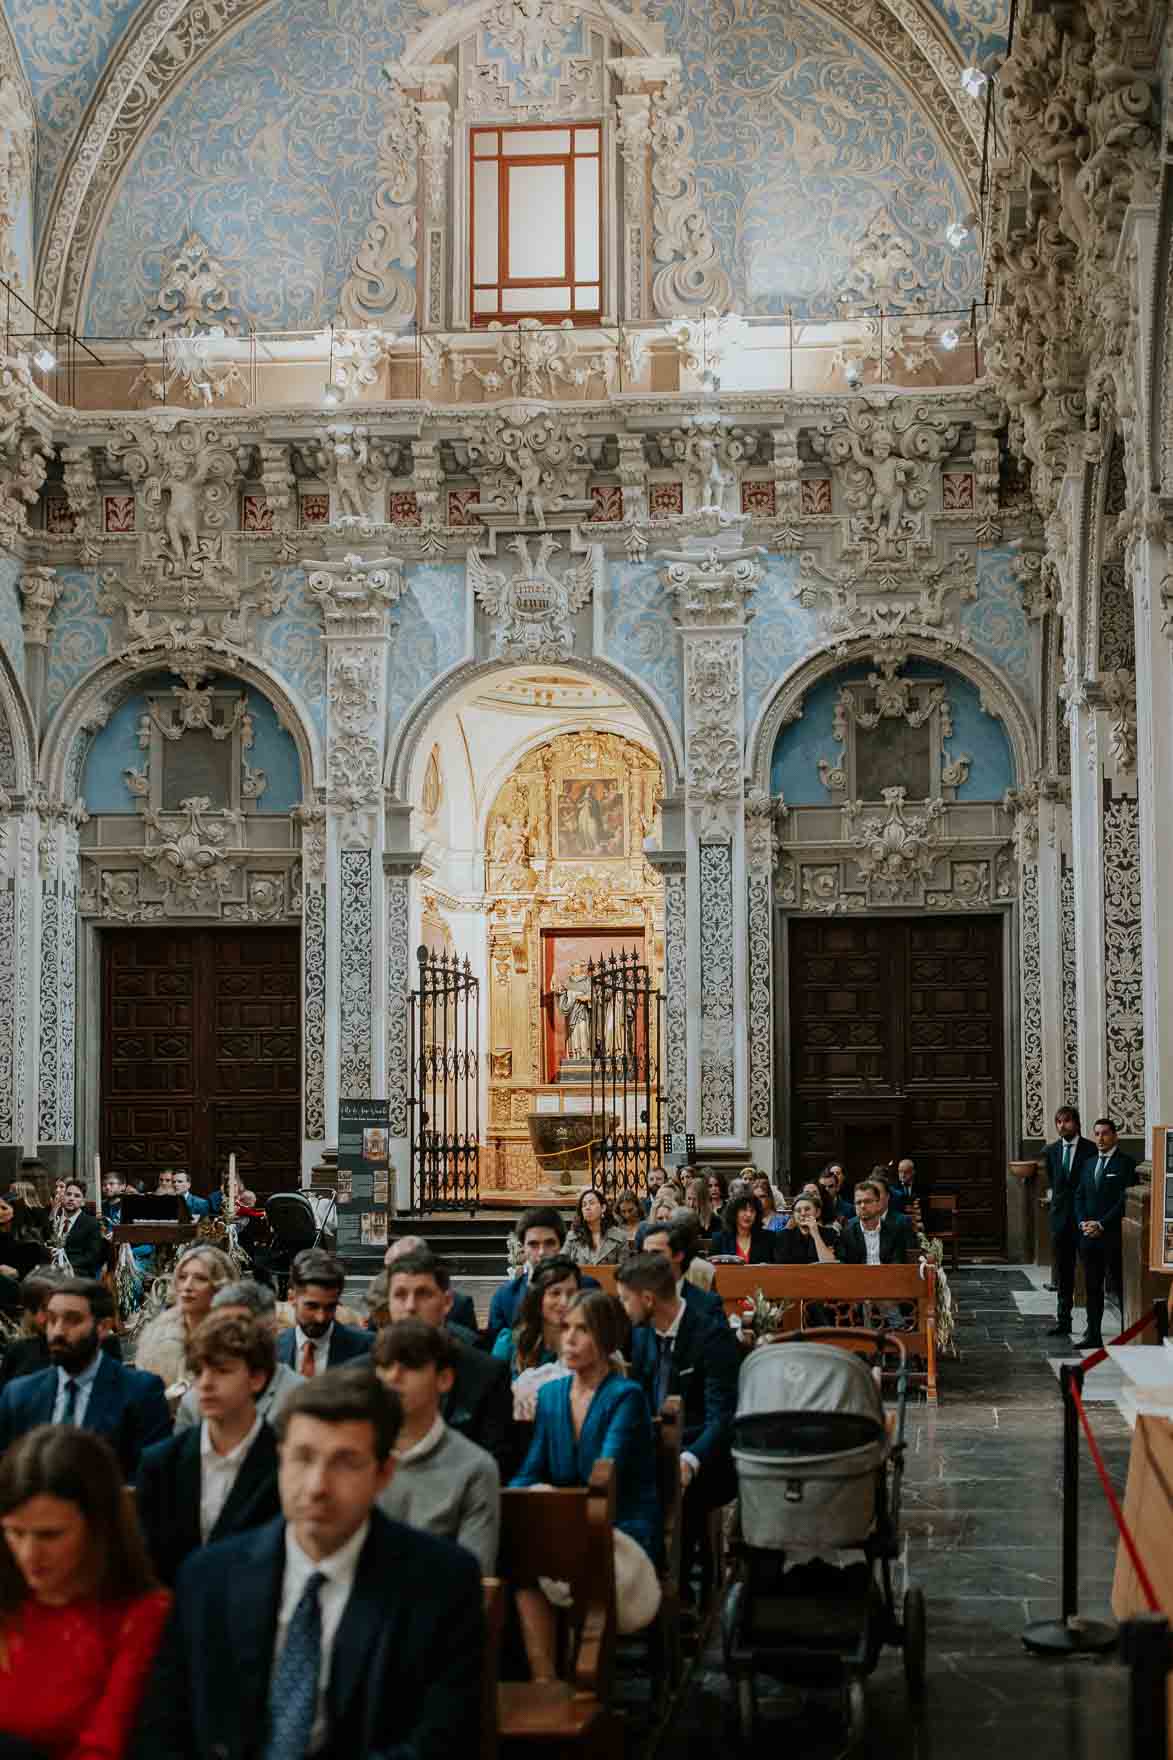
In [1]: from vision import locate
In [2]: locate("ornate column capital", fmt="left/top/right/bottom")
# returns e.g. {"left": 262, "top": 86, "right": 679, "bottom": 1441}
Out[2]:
{"left": 19, "top": 567, "right": 61, "bottom": 648}
{"left": 304, "top": 551, "right": 406, "bottom": 639}
{"left": 657, "top": 532, "right": 764, "bottom": 629}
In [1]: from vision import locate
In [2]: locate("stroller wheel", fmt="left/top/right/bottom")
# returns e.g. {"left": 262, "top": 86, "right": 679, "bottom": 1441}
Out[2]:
{"left": 843, "top": 1677, "right": 867, "bottom": 1749}
{"left": 902, "top": 1586, "right": 927, "bottom": 1697}
{"left": 735, "top": 1675, "right": 757, "bottom": 1742}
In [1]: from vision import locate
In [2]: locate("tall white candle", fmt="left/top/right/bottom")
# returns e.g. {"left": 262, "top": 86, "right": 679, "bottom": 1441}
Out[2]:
{"left": 92, "top": 1151, "right": 101, "bottom": 1213}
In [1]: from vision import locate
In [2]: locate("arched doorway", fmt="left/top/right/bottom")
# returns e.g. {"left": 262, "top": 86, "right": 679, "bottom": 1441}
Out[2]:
{"left": 400, "top": 663, "right": 666, "bottom": 1199}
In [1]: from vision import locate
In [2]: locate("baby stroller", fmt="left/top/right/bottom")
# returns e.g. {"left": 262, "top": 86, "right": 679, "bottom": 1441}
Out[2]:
{"left": 721, "top": 1329, "right": 925, "bottom": 1745}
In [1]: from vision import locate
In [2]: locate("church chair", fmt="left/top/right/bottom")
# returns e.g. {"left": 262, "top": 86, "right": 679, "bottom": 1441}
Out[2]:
{"left": 496, "top": 1460, "right": 621, "bottom": 1757}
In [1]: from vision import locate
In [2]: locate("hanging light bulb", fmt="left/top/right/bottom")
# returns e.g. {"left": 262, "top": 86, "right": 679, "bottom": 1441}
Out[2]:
{"left": 322, "top": 323, "right": 340, "bottom": 405}
{"left": 960, "top": 65, "right": 988, "bottom": 98}
{"left": 940, "top": 327, "right": 961, "bottom": 351}
{"left": 843, "top": 358, "right": 863, "bottom": 389}
{"left": 33, "top": 346, "right": 56, "bottom": 372}
{"left": 945, "top": 221, "right": 970, "bottom": 249}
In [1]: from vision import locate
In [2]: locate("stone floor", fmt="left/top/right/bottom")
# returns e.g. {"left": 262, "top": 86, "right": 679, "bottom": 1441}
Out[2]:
{"left": 652, "top": 1267, "right": 1135, "bottom": 1759}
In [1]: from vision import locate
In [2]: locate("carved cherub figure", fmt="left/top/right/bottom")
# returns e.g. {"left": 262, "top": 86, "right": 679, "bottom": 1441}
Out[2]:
{"left": 333, "top": 433, "right": 371, "bottom": 521}
{"left": 848, "top": 426, "right": 915, "bottom": 540}
{"left": 514, "top": 443, "right": 546, "bottom": 527}
{"left": 163, "top": 454, "right": 212, "bottom": 565}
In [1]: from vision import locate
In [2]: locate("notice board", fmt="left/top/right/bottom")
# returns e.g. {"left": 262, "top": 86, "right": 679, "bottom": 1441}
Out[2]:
{"left": 337, "top": 1098, "right": 390, "bottom": 1252}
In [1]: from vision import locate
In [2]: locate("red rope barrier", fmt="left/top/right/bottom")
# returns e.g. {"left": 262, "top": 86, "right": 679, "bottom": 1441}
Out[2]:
{"left": 1078, "top": 1307, "right": 1159, "bottom": 1375}
{"left": 1069, "top": 1379, "right": 1163, "bottom": 1615}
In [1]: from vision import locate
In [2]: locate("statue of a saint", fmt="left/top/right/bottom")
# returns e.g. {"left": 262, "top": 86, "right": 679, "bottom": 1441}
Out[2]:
{"left": 557, "top": 961, "right": 592, "bottom": 1062}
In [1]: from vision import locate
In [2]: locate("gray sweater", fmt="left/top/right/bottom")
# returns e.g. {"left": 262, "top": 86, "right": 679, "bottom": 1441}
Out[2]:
{"left": 378, "top": 1420, "right": 500, "bottom": 1575}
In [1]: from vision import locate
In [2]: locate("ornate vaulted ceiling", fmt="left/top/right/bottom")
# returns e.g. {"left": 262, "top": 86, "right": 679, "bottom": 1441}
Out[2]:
{"left": 0, "top": 0, "right": 1010, "bottom": 329}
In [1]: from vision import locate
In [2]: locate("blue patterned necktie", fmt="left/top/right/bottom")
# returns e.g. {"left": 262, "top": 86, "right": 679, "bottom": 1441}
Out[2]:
{"left": 264, "top": 1570, "right": 325, "bottom": 1760}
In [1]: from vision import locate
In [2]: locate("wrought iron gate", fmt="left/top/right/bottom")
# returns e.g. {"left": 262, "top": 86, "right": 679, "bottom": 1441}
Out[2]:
{"left": 589, "top": 949, "right": 663, "bottom": 1200}
{"left": 409, "top": 946, "right": 480, "bottom": 1211}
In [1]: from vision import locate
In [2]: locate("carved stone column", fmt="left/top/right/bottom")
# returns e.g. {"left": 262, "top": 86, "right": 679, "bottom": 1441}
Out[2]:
{"left": 1066, "top": 695, "right": 1110, "bottom": 1115}
{"left": 608, "top": 60, "right": 664, "bottom": 322}
{"left": 1134, "top": 511, "right": 1173, "bottom": 1136}
{"left": 1006, "top": 781, "right": 1071, "bottom": 1140}
{"left": 745, "top": 787, "right": 780, "bottom": 1170}
{"left": 34, "top": 802, "right": 84, "bottom": 1163}
{"left": 659, "top": 531, "right": 763, "bottom": 1146}
{"left": 19, "top": 567, "right": 61, "bottom": 729}
{"left": 403, "top": 64, "right": 457, "bottom": 333}
{"left": 305, "top": 551, "right": 406, "bottom": 1149}
{"left": 646, "top": 792, "right": 686, "bottom": 1135}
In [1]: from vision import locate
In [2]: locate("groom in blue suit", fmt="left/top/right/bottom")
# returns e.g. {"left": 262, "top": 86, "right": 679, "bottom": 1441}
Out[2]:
{"left": 0, "top": 1278, "right": 171, "bottom": 1478}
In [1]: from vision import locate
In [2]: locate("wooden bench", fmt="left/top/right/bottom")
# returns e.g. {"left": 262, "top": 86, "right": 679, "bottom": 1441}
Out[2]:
{"left": 711, "top": 1263, "right": 939, "bottom": 1404}
{"left": 482, "top": 1579, "right": 505, "bottom": 1760}
{"left": 586, "top": 1263, "right": 619, "bottom": 1298}
{"left": 497, "top": 1459, "right": 621, "bottom": 1757}
{"left": 649, "top": 1394, "right": 684, "bottom": 1705}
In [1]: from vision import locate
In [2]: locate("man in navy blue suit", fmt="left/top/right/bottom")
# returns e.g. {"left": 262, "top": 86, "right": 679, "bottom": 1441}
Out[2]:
{"left": 172, "top": 1169, "right": 211, "bottom": 1219}
{"left": 635, "top": 1218, "right": 725, "bottom": 1321}
{"left": 131, "top": 1369, "right": 483, "bottom": 1760}
{"left": 276, "top": 1248, "right": 373, "bottom": 1377}
{"left": 617, "top": 1251, "right": 739, "bottom": 1584}
{"left": 1042, "top": 1105, "right": 1097, "bottom": 1337}
{"left": 486, "top": 1206, "right": 568, "bottom": 1343}
{"left": 0, "top": 1277, "right": 171, "bottom": 1478}
{"left": 1074, "top": 1116, "right": 1138, "bottom": 1349}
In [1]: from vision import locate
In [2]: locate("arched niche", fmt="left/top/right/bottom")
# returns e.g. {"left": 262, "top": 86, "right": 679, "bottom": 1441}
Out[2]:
{"left": 747, "top": 636, "right": 1036, "bottom": 798}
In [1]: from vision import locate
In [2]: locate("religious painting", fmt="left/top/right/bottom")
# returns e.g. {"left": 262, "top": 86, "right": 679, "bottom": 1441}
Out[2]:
{"left": 555, "top": 778, "right": 626, "bottom": 859}
{"left": 542, "top": 928, "right": 644, "bottom": 1082}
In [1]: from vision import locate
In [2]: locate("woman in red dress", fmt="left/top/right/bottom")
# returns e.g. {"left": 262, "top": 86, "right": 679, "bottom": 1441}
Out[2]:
{"left": 0, "top": 1426, "right": 170, "bottom": 1760}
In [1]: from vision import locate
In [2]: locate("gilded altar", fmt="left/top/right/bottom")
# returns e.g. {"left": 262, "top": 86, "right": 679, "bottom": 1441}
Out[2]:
{"left": 483, "top": 730, "right": 664, "bottom": 1191}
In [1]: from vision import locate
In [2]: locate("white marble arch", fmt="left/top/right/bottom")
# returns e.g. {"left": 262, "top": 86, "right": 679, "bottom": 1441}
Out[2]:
{"left": 0, "top": 647, "right": 37, "bottom": 797}
{"left": 388, "top": 655, "right": 684, "bottom": 807}
{"left": 744, "top": 634, "right": 1038, "bottom": 797}
{"left": 38, "top": 647, "right": 325, "bottom": 804}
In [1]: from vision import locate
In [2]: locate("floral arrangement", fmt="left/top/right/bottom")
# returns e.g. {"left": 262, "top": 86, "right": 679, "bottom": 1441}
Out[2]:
{"left": 916, "top": 1233, "right": 956, "bottom": 1356}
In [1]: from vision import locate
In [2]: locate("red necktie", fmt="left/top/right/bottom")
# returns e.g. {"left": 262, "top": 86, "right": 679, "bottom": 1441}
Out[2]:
{"left": 300, "top": 1339, "right": 316, "bottom": 1378}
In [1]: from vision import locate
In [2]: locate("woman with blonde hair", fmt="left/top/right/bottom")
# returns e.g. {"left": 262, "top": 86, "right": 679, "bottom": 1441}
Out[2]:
{"left": 0, "top": 1425, "right": 170, "bottom": 1757}
{"left": 132, "top": 1243, "right": 235, "bottom": 1394}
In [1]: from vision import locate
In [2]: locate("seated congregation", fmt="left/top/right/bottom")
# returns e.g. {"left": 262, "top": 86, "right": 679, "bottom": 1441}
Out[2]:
{"left": 0, "top": 1150, "right": 968, "bottom": 1760}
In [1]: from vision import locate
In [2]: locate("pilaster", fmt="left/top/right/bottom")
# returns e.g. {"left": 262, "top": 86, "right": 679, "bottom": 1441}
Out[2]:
{"left": 1135, "top": 513, "right": 1173, "bottom": 1134}
{"left": 1068, "top": 697, "right": 1109, "bottom": 1115}
{"left": 658, "top": 523, "right": 763, "bottom": 1147}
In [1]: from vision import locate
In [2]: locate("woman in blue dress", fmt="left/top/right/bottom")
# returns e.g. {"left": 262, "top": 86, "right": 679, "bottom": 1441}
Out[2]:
{"left": 510, "top": 1288, "right": 662, "bottom": 1676}
{"left": 492, "top": 1255, "right": 582, "bottom": 1380}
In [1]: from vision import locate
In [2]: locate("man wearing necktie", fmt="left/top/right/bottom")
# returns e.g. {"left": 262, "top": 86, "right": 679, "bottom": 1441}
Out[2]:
{"left": 131, "top": 1369, "right": 484, "bottom": 1760}
{"left": 1042, "top": 1106, "right": 1096, "bottom": 1337}
{"left": 1073, "top": 1116, "right": 1138, "bottom": 1350}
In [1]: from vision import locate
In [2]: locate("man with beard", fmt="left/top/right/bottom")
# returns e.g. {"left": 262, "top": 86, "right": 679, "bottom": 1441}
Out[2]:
{"left": 0, "top": 1277, "right": 170, "bottom": 1476}
{"left": 275, "top": 1249, "right": 373, "bottom": 1377}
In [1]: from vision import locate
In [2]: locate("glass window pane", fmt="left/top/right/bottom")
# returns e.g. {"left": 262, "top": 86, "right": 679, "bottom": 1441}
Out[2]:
{"left": 473, "top": 132, "right": 499, "bottom": 156}
{"left": 574, "top": 158, "right": 599, "bottom": 281}
{"left": 502, "top": 286, "right": 572, "bottom": 311}
{"left": 507, "top": 164, "right": 565, "bottom": 278}
{"left": 473, "top": 289, "right": 498, "bottom": 312}
{"left": 502, "top": 129, "right": 571, "bottom": 155}
{"left": 574, "top": 127, "right": 599, "bottom": 153}
{"left": 473, "top": 162, "right": 498, "bottom": 283}
{"left": 574, "top": 285, "right": 600, "bottom": 308}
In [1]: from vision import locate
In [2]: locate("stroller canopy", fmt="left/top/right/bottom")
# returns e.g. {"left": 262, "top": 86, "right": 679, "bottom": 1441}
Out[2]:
{"left": 734, "top": 1341, "right": 887, "bottom": 1461}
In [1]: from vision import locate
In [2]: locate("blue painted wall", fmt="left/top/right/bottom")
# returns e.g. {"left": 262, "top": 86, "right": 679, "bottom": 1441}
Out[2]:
{"left": 602, "top": 561, "right": 683, "bottom": 736}
{"left": 770, "top": 657, "right": 1015, "bottom": 801}
{"left": 387, "top": 562, "right": 468, "bottom": 738}
{"left": 82, "top": 674, "right": 302, "bottom": 813}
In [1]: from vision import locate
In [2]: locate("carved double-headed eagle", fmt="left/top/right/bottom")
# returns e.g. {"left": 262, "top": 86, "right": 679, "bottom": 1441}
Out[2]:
{"left": 469, "top": 533, "right": 596, "bottom": 663}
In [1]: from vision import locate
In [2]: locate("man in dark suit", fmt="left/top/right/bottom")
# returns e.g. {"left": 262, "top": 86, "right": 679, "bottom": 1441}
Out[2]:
{"left": 486, "top": 1206, "right": 567, "bottom": 1342}
{"left": 172, "top": 1170, "right": 211, "bottom": 1220}
{"left": 1073, "top": 1116, "right": 1138, "bottom": 1349}
{"left": 276, "top": 1248, "right": 373, "bottom": 1376}
{"left": 0, "top": 1277, "right": 170, "bottom": 1477}
{"left": 837, "top": 1180, "right": 917, "bottom": 1265}
{"left": 618, "top": 1251, "right": 739, "bottom": 1579}
{"left": 635, "top": 1219, "right": 725, "bottom": 1321}
{"left": 385, "top": 1248, "right": 514, "bottom": 1473}
{"left": 384, "top": 1235, "right": 478, "bottom": 1332}
{"left": 0, "top": 1270, "right": 122, "bottom": 1387}
{"left": 131, "top": 1369, "right": 483, "bottom": 1760}
{"left": 1043, "top": 1105, "right": 1097, "bottom": 1337}
{"left": 58, "top": 1179, "right": 106, "bottom": 1279}
{"left": 137, "top": 1312, "right": 282, "bottom": 1585}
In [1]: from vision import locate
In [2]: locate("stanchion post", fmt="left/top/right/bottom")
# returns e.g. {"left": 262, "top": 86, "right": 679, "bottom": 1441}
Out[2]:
{"left": 1152, "top": 1298, "right": 1168, "bottom": 1346}
{"left": 1023, "top": 1362, "right": 1118, "bottom": 1654}
{"left": 1119, "top": 1616, "right": 1171, "bottom": 1760}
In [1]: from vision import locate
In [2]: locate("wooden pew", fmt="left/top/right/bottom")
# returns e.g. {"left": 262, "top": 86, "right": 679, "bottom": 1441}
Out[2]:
{"left": 586, "top": 1263, "right": 618, "bottom": 1298}
{"left": 482, "top": 1579, "right": 505, "bottom": 1760}
{"left": 649, "top": 1395, "right": 684, "bottom": 1705}
{"left": 711, "top": 1264, "right": 939, "bottom": 1405}
{"left": 497, "top": 1459, "right": 621, "bottom": 1757}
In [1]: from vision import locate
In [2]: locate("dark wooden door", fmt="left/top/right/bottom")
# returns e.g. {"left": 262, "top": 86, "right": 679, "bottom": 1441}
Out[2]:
{"left": 102, "top": 927, "right": 301, "bottom": 1198}
{"left": 787, "top": 916, "right": 1006, "bottom": 1254}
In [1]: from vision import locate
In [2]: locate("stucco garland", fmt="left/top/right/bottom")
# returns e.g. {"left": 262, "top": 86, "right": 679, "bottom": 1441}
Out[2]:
{"left": 41, "top": 0, "right": 981, "bottom": 333}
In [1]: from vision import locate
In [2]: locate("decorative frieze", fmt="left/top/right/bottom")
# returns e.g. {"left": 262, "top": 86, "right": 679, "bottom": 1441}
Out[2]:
{"left": 1103, "top": 792, "right": 1146, "bottom": 1136}
{"left": 1019, "top": 860, "right": 1045, "bottom": 1140}
{"left": 698, "top": 842, "right": 734, "bottom": 1136}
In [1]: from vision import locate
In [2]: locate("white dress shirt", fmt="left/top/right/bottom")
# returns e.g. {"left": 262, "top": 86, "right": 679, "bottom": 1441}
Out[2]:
{"left": 274, "top": 1518, "right": 369, "bottom": 1753}
{"left": 199, "top": 1412, "right": 262, "bottom": 1543}
{"left": 294, "top": 1325, "right": 334, "bottom": 1377}
{"left": 654, "top": 1301, "right": 699, "bottom": 1476}
{"left": 861, "top": 1222, "right": 883, "bottom": 1266}
{"left": 52, "top": 1351, "right": 103, "bottom": 1425}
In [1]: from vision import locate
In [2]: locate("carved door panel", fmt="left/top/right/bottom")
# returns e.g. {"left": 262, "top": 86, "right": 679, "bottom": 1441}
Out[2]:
{"left": 787, "top": 916, "right": 1006, "bottom": 1254}
{"left": 102, "top": 928, "right": 301, "bottom": 1198}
